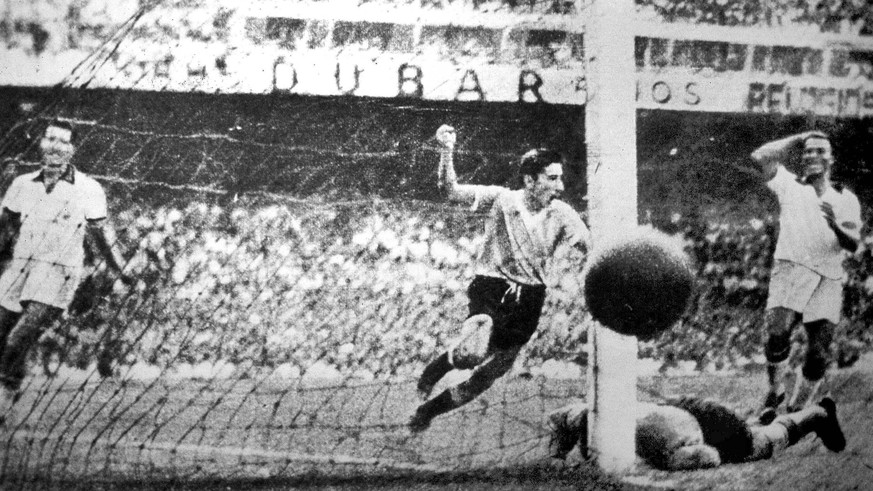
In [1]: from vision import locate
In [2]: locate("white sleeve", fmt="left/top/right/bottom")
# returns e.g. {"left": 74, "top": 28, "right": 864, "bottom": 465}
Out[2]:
{"left": 1, "top": 177, "right": 24, "bottom": 214}
{"left": 765, "top": 165, "right": 794, "bottom": 196}
{"left": 835, "top": 190, "right": 862, "bottom": 229}
{"left": 83, "top": 178, "right": 108, "bottom": 220}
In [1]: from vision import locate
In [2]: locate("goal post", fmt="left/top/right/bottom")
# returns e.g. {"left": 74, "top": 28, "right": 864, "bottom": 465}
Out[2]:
{"left": 584, "top": 0, "right": 639, "bottom": 474}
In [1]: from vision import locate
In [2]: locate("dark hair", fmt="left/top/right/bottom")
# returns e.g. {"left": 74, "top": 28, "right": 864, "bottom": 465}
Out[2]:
{"left": 802, "top": 131, "right": 831, "bottom": 148}
{"left": 519, "top": 148, "right": 563, "bottom": 179}
{"left": 44, "top": 119, "right": 76, "bottom": 144}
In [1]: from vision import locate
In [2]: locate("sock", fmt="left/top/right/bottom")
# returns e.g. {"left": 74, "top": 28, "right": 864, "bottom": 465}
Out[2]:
{"left": 816, "top": 398, "right": 846, "bottom": 452}
{"left": 418, "top": 390, "right": 456, "bottom": 420}
{"left": 418, "top": 353, "right": 452, "bottom": 394}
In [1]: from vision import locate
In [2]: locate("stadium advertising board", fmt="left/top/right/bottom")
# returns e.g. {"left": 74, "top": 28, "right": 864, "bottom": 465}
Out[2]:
{"left": 634, "top": 22, "right": 873, "bottom": 118}
{"left": 2, "top": 1, "right": 872, "bottom": 117}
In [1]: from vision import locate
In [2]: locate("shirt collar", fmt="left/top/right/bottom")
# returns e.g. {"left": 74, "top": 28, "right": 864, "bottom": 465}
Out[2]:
{"left": 33, "top": 165, "right": 76, "bottom": 184}
{"left": 512, "top": 189, "right": 552, "bottom": 215}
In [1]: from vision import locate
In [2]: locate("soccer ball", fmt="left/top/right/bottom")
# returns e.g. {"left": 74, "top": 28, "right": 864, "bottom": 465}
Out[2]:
{"left": 583, "top": 227, "right": 695, "bottom": 340}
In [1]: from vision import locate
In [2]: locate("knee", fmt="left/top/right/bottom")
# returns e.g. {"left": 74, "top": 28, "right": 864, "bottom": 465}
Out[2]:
{"left": 449, "top": 349, "right": 517, "bottom": 403}
{"left": 765, "top": 309, "right": 795, "bottom": 363}
{"left": 3, "top": 303, "right": 58, "bottom": 349}
{"left": 450, "top": 314, "right": 492, "bottom": 369}
{"left": 802, "top": 320, "right": 834, "bottom": 381}
{"left": 21, "top": 301, "right": 62, "bottom": 324}
{"left": 765, "top": 332, "right": 792, "bottom": 363}
{"left": 802, "top": 349, "right": 830, "bottom": 381}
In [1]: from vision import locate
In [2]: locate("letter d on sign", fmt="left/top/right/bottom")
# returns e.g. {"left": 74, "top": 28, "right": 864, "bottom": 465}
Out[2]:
{"left": 274, "top": 59, "right": 298, "bottom": 92}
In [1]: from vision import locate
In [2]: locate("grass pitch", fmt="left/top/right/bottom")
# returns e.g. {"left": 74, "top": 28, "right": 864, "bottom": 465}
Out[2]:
{"left": 2, "top": 356, "right": 873, "bottom": 490}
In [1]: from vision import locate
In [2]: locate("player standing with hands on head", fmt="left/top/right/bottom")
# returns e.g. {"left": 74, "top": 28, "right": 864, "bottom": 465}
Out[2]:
{"left": 0, "top": 120, "right": 133, "bottom": 425}
{"left": 408, "top": 125, "right": 591, "bottom": 432}
{"left": 750, "top": 131, "right": 861, "bottom": 415}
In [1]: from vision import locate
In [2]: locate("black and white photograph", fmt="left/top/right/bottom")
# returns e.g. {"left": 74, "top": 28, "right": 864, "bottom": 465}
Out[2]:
{"left": 0, "top": 1, "right": 872, "bottom": 489}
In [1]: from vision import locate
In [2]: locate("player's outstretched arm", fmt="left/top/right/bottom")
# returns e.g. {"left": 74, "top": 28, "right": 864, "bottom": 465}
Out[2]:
{"left": 86, "top": 218, "right": 134, "bottom": 285}
{"left": 750, "top": 131, "right": 826, "bottom": 181}
{"left": 435, "top": 125, "right": 499, "bottom": 206}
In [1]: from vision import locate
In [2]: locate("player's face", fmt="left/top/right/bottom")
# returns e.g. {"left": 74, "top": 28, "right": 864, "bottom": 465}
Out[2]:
{"left": 530, "top": 163, "right": 564, "bottom": 207}
{"left": 801, "top": 137, "right": 832, "bottom": 182}
{"left": 40, "top": 125, "right": 74, "bottom": 180}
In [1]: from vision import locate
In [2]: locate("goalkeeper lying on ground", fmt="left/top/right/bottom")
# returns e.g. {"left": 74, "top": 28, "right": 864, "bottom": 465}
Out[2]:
{"left": 547, "top": 396, "right": 845, "bottom": 470}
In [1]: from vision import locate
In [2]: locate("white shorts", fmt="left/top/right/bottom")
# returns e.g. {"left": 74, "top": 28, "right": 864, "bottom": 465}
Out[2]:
{"left": 766, "top": 260, "right": 843, "bottom": 325}
{"left": 0, "top": 258, "right": 82, "bottom": 313}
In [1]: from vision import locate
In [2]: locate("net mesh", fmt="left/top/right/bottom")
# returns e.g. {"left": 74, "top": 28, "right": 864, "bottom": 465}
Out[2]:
{"left": 0, "top": 1, "right": 592, "bottom": 484}
{"left": 4, "top": 0, "right": 873, "bottom": 486}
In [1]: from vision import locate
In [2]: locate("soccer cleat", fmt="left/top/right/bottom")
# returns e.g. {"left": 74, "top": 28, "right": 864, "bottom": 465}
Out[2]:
{"left": 758, "top": 408, "right": 778, "bottom": 426}
{"left": 816, "top": 398, "right": 846, "bottom": 452}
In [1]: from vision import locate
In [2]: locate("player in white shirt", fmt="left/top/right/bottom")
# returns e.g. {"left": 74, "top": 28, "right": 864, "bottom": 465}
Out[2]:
{"left": 750, "top": 131, "right": 861, "bottom": 414}
{"left": 409, "top": 125, "right": 591, "bottom": 432}
{"left": 0, "top": 121, "right": 132, "bottom": 425}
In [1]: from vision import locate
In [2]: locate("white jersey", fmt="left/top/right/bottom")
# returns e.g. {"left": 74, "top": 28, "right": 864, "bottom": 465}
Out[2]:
{"left": 1, "top": 168, "right": 107, "bottom": 269}
{"left": 767, "top": 166, "right": 861, "bottom": 280}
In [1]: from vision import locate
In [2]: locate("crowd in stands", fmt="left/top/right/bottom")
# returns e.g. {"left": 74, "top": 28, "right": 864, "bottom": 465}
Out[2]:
{"left": 1, "top": 1, "right": 870, "bottom": 59}
{"left": 641, "top": 0, "right": 873, "bottom": 33}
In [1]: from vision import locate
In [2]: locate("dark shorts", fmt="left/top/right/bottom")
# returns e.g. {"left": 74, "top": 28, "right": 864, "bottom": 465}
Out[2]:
{"left": 467, "top": 275, "right": 547, "bottom": 350}
{"left": 671, "top": 397, "right": 754, "bottom": 463}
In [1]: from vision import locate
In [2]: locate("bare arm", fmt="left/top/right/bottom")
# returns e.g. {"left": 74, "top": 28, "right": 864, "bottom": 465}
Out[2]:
{"left": 435, "top": 125, "right": 502, "bottom": 206}
{"left": 750, "top": 130, "right": 826, "bottom": 181}
{"left": 86, "top": 218, "right": 133, "bottom": 284}
{"left": 821, "top": 201, "right": 860, "bottom": 253}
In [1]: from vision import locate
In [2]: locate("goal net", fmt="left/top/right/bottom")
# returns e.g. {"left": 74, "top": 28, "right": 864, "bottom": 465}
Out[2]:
{"left": 0, "top": 0, "right": 592, "bottom": 484}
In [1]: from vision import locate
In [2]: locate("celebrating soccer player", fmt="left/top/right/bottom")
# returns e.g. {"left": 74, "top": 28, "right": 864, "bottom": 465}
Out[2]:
{"left": 750, "top": 131, "right": 861, "bottom": 414}
{"left": 408, "top": 124, "right": 591, "bottom": 432}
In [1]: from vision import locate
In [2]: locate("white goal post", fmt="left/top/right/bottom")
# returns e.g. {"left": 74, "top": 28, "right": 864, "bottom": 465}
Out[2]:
{"left": 584, "top": 0, "right": 639, "bottom": 474}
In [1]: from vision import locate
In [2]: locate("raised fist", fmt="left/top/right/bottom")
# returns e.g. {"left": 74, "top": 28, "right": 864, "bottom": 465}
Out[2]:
{"left": 435, "top": 124, "right": 456, "bottom": 150}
